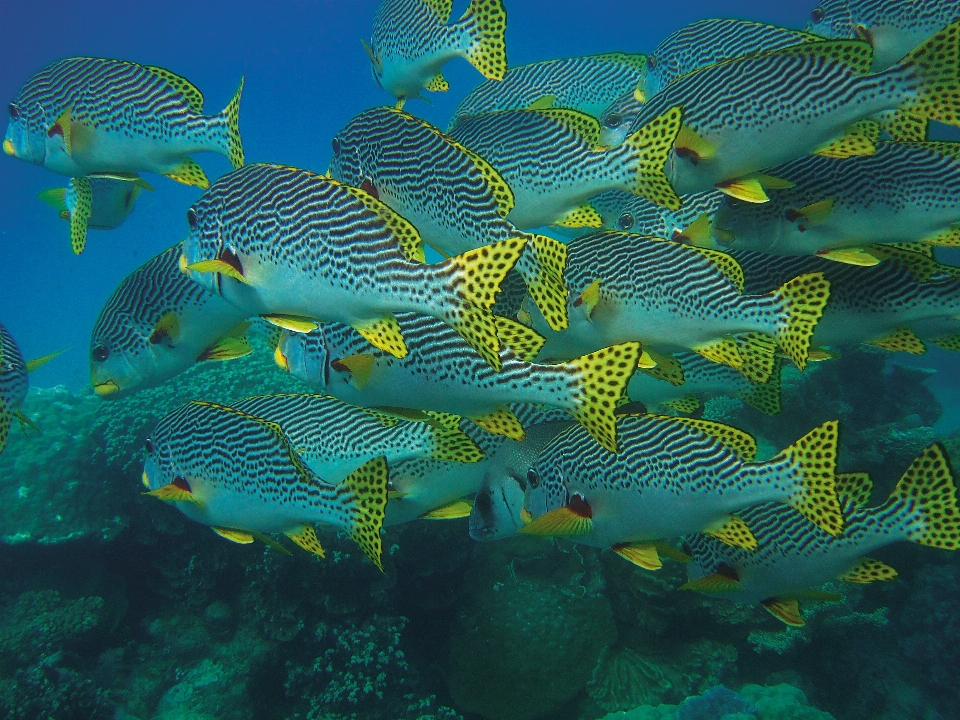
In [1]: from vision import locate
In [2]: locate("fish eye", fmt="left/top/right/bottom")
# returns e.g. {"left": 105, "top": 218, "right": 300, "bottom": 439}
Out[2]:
{"left": 647, "top": 55, "right": 657, "bottom": 70}
{"left": 8, "top": 103, "right": 20, "bottom": 120}
{"left": 186, "top": 208, "right": 198, "bottom": 230}
{"left": 603, "top": 112, "right": 623, "bottom": 129}
{"left": 91, "top": 344, "right": 109, "bottom": 362}
{"left": 618, "top": 211, "right": 635, "bottom": 231}
{"left": 144, "top": 438, "right": 154, "bottom": 454}
{"left": 332, "top": 137, "right": 341, "bottom": 155}
{"left": 526, "top": 468, "right": 540, "bottom": 489}
{"left": 810, "top": 8, "right": 824, "bottom": 23}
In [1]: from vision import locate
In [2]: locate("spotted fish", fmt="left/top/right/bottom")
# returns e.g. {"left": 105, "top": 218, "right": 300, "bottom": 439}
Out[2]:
{"left": 38, "top": 174, "right": 153, "bottom": 254}
{"left": 180, "top": 163, "right": 523, "bottom": 371}
{"left": 682, "top": 444, "right": 960, "bottom": 626}
{"left": 3, "top": 57, "right": 243, "bottom": 187}
{"left": 626, "top": 351, "right": 783, "bottom": 416}
{"left": 710, "top": 142, "right": 960, "bottom": 259}
{"left": 229, "top": 393, "right": 484, "bottom": 483}
{"left": 599, "top": 19, "right": 820, "bottom": 147}
{"left": 521, "top": 415, "right": 845, "bottom": 567}
{"left": 523, "top": 231, "right": 830, "bottom": 384}
{"left": 807, "top": 0, "right": 960, "bottom": 70}
{"left": 450, "top": 52, "right": 647, "bottom": 126}
{"left": 328, "top": 106, "right": 569, "bottom": 330}
{"left": 142, "top": 399, "right": 388, "bottom": 568}
{"left": 733, "top": 250, "right": 960, "bottom": 356}
{"left": 590, "top": 189, "right": 723, "bottom": 241}
{"left": 275, "top": 311, "right": 640, "bottom": 453}
{"left": 365, "top": 0, "right": 507, "bottom": 107}
{"left": 446, "top": 106, "right": 683, "bottom": 230}
{"left": 90, "top": 246, "right": 251, "bottom": 398}
{"left": 619, "top": 21, "right": 960, "bottom": 205}
{"left": 0, "top": 322, "right": 63, "bottom": 454}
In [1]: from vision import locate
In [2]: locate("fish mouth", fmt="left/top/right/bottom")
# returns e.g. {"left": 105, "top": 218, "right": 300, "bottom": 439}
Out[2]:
{"left": 93, "top": 380, "right": 120, "bottom": 397}
{"left": 2, "top": 139, "right": 14, "bottom": 156}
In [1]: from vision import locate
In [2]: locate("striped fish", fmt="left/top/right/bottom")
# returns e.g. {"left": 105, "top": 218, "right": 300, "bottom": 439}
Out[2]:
{"left": 521, "top": 415, "right": 845, "bottom": 563}
{"left": 142, "top": 399, "right": 388, "bottom": 568}
{"left": 328, "top": 106, "right": 569, "bottom": 330}
{"left": 808, "top": 0, "right": 960, "bottom": 70}
{"left": 90, "top": 246, "right": 251, "bottom": 399}
{"left": 599, "top": 19, "right": 820, "bottom": 147}
{"left": 590, "top": 189, "right": 722, "bottom": 240}
{"left": 621, "top": 21, "right": 960, "bottom": 205}
{"left": 711, "top": 142, "right": 960, "bottom": 258}
{"left": 180, "top": 163, "right": 523, "bottom": 371}
{"left": 446, "top": 105, "right": 683, "bottom": 229}
{"left": 626, "top": 351, "right": 783, "bottom": 416}
{"left": 365, "top": 0, "right": 507, "bottom": 107}
{"left": 275, "top": 311, "right": 640, "bottom": 453}
{"left": 450, "top": 52, "right": 647, "bottom": 125}
{"left": 386, "top": 404, "right": 568, "bottom": 526}
{"left": 3, "top": 57, "right": 243, "bottom": 187}
{"left": 682, "top": 444, "right": 960, "bottom": 626}
{"left": 229, "top": 393, "right": 484, "bottom": 483}
{"left": 523, "top": 231, "right": 830, "bottom": 384}
{"left": 468, "top": 418, "right": 574, "bottom": 541}
{"left": 38, "top": 174, "right": 153, "bottom": 254}
{"left": 733, "top": 250, "right": 960, "bottom": 355}
{"left": 0, "top": 322, "right": 62, "bottom": 454}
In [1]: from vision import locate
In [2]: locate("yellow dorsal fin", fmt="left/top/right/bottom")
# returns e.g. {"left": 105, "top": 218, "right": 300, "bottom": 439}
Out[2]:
{"left": 495, "top": 315, "right": 545, "bottom": 362}
{"left": 145, "top": 64, "right": 205, "bottom": 113}
{"left": 421, "top": 499, "right": 474, "bottom": 519}
{"left": 837, "top": 557, "right": 897, "bottom": 584}
{"left": 339, "top": 182, "right": 426, "bottom": 262}
{"left": 286, "top": 524, "right": 326, "bottom": 558}
{"left": 536, "top": 107, "right": 602, "bottom": 146}
{"left": 689, "top": 246, "right": 744, "bottom": 292}
{"left": 868, "top": 327, "right": 926, "bottom": 354}
{"left": 814, "top": 120, "right": 878, "bottom": 158}
{"left": 703, "top": 514, "right": 758, "bottom": 550}
{"left": 470, "top": 406, "right": 525, "bottom": 441}
{"left": 212, "top": 526, "right": 255, "bottom": 544}
{"left": 655, "top": 415, "right": 758, "bottom": 461}
{"left": 150, "top": 312, "right": 181, "bottom": 347}
{"left": 423, "top": 0, "right": 453, "bottom": 22}
{"left": 612, "top": 543, "right": 662, "bottom": 570}
{"left": 260, "top": 314, "right": 320, "bottom": 333}
{"left": 761, "top": 597, "right": 805, "bottom": 626}
{"left": 331, "top": 353, "right": 376, "bottom": 389}
{"left": 352, "top": 315, "right": 407, "bottom": 359}
{"left": 674, "top": 124, "right": 717, "bottom": 162}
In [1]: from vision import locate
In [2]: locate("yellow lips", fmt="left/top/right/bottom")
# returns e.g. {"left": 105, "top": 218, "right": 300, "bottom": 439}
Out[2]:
{"left": 141, "top": 471, "right": 151, "bottom": 489}
{"left": 178, "top": 253, "right": 189, "bottom": 274}
{"left": 93, "top": 380, "right": 120, "bottom": 397}
{"left": 2, "top": 139, "right": 14, "bottom": 156}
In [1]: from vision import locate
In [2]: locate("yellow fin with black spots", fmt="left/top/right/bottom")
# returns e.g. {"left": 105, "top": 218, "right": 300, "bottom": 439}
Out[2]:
{"left": 425, "top": 70, "right": 449, "bottom": 92}
{"left": 352, "top": 315, "right": 407, "bottom": 359}
{"left": 68, "top": 176, "right": 92, "bottom": 254}
{"left": 776, "top": 420, "right": 843, "bottom": 536}
{"left": 286, "top": 524, "right": 326, "bottom": 558}
{"left": 625, "top": 105, "right": 684, "bottom": 210}
{"left": 838, "top": 557, "right": 897, "bottom": 583}
{"left": 460, "top": 0, "right": 508, "bottom": 81}
{"left": 495, "top": 316, "right": 545, "bottom": 362}
{"left": 164, "top": 157, "right": 210, "bottom": 189}
{"left": 661, "top": 395, "right": 701, "bottom": 414}
{"left": 868, "top": 327, "right": 926, "bottom": 354}
{"left": 553, "top": 203, "right": 603, "bottom": 229}
{"left": 889, "top": 443, "right": 960, "bottom": 549}
{"left": 470, "top": 406, "right": 525, "bottom": 440}
{"left": 342, "top": 457, "right": 389, "bottom": 571}
{"left": 515, "top": 234, "right": 569, "bottom": 331}
{"left": 703, "top": 514, "right": 758, "bottom": 550}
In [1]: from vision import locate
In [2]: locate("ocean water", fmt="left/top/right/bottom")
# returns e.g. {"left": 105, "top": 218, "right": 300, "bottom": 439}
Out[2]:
{"left": 2, "top": 1, "right": 960, "bottom": 719}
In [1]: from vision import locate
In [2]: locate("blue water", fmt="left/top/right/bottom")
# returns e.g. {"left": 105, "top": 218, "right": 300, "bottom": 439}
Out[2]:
{"left": 0, "top": 0, "right": 809, "bottom": 389}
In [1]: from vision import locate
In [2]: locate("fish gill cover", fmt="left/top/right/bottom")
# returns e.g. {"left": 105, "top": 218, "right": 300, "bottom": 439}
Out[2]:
{"left": 2, "top": 1, "right": 960, "bottom": 719}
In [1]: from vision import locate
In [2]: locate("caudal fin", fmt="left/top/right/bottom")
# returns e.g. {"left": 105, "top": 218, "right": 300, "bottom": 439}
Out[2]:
{"left": 562, "top": 342, "right": 642, "bottom": 453}
{"left": 460, "top": 0, "right": 508, "bottom": 81}
{"left": 771, "top": 272, "right": 831, "bottom": 370}
{"left": 622, "top": 105, "right": 683, "bottom": 211}
{"left": 895, "top": 20, "right": 960, "bottom": 130}
{"left": 774, "top": 419, "right": 844, "bottom": 535}
{"left": 514, "top": 234, "right": 569, "bottom": 331}
{"left": 216, "top": 77, "right": 245, "bottom": 169}
{"left": 438, "top": 237, "right": 525, "bottom": 371}
{"left": 341, "top": 456, "right": 389, "bottom": 571}
{"left": 885, "top": 443, "right": 960, "bottom": 549}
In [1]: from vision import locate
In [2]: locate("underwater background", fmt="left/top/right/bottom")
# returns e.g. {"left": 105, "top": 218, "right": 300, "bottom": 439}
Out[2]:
{"left": 2, "top": 1, "right": 960, "bottom": 719}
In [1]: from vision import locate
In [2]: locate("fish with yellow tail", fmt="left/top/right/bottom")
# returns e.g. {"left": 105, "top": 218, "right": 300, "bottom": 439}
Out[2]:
{"left": 180, "top": 163, "right": 523, "bottom": 371}
{"left": 142, "top": 400, "right": 388, "bottom": 569}
{"left": 682, "top": 444, "right": 960, "bottom": 627}
{"left": 521, "top": 415, "right": 845, "bottom": 571}
{"left": 4, "top": 57, "right": 243, "bottom": 186}
{"left": 365, "top": 0, "right": 507, "bottom": 107}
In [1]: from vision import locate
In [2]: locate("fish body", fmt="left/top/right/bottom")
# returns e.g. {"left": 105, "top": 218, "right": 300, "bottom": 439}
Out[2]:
{"left": 591, "top": 189, "right": 723, "bottom": 238}
{"left": 734, "top": 250, "right": 960, "bottom": 352}
{"left": 524, "top": 231, "right": 830, "bottom": 382}
{"left": 0, "top": 322, "right": 29, "bottom": 453}
{"left": 622, "top": 23, "right": 960, "bottom": 199}
{"left": 143, "top": 399, "right": 388, "bottom": 567}
{"left": 328, "top": 106, "right": 568, "bottom": 329}
{"left": 276, "top": 311, "right": 640, "bottom": 453}
{"left": 711, "top": 142, "right": 960, "bottom": 256}
{"left": 366, "top": 0, "right": 507, "bottom": 105}
{"left": 90, "top": 246, "right": 251, "bottom": 398}
{"left": 683, "top": 444, "right": 960, "bottom": 625}
{"left": 450, "top": 52, "right": 647, "bottom": 125}
{"left": 599, "top": 19, "right": 819, "bottom": 147}
{"left": 807, "top": 0, "right": 960, "bottom": 70}
{"left": 447, "top": 106, "right": 683, "bottom": 229}
{"left": 522, "top": 415, "right": 844, "bottom": 549}
{"left": 229, "top": 393, "right": 483, "bottom": 484}
{"left": 4, "top": 57, "right": 243, "bottom": 186}
{"left": 180, "top": 163, "right": 522, "bottom": 370}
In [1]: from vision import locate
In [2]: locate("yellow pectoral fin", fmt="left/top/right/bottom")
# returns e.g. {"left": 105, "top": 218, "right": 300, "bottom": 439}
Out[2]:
{"left": 716, "top": 178, "right": 768, "bottom": 204}
{"left": 187, "top": 259, "right": 249, "bottom": 284}
{"left": 519, "top": 500, "right": 594, "bottom": 537}
{"left": 786, "top": 198, "right": 835, "bottom": 228}
{"left": 260, "top": 314, "right": 319, "bottom": 332}
{"left": 145, "top": 484, "right": 202, "bottom": 504}
{"left": 572, "top": 279, "right": 602, "bottom": 320}
{"left": 330, "top": 353, "right": 376, "bottom": 389}
{"left": 48, "top": 107, "right": 73, "bottom": 155}
{"left": 675, "top": 124, "right": 718, "bottom": 162}
{"left": 198, "top": 336, "right": 252, "bottom": 362}
{"left": 150, "top": 311, "right": 181, "bottom": 346}
{"left": 674, "top": 213, "right": 713, "bottom": 246}
{"left": 421, "top": 499, "right": 474, "bottom": 519}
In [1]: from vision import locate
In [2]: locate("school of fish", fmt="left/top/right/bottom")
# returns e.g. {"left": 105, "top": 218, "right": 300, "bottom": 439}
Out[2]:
{"left": 4, "top": 0, "right": 960, "bottom": 627}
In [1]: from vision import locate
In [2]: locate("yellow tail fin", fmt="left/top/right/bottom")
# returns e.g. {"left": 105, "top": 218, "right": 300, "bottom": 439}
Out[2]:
{"left": 514, "top": 234, "right": 569, "bottom": 331}
{"left": 341, "top": 457, "right": 389, "bottom": 571}
{"left": 624, "top": 106, "right": 684, "bottom": 210}
{"left": 218, "top": 77, "right": 245, "bottom": 169}
{"left": 897, "top": 20, "right": 960, "bottom": 129}
{"left": 564, "top": 341, "right": 642, "bottom": 453}
{"left": 774, "top": 420, "right": 843, "bottom": 536}
{"left": 771, "top": 272, "right": 831, "bottom": 370}
{"left": 887, "top": 443, "right": 960, "bottom": 549}
{"left": 460, "top": 0, "right": 508, "bottom": 80}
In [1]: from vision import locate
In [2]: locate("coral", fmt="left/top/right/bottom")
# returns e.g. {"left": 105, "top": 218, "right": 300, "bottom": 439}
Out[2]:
{"left": 590, "top": 647, "right": 672, "bottom": 711}
{"left": 677, "top": 685, "right": 756, "bottom": 719}
{"left": 0, "top": 590, "right": 105, "bottom": 663}
{"left": 739, "top": 683, "right": 835, "bottom": 720}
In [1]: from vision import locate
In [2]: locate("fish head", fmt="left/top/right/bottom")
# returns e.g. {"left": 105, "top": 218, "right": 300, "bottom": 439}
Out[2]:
{"left": 141, "top": 410, "right": 216, "bottom": 514}
{"left": 598, "top": 90, "right": 643, "bottom": 148}
{"left": 89, "top": 305, "right": 159, "bottom": 398}
{"left": 275, "top": 328, "right": 330, "bottom": 391}
{"left": 469, "top": 471, "right": 527, "bottom": 541}
{"left": 3, "top": 96, "right": 45, "bottom": 165}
